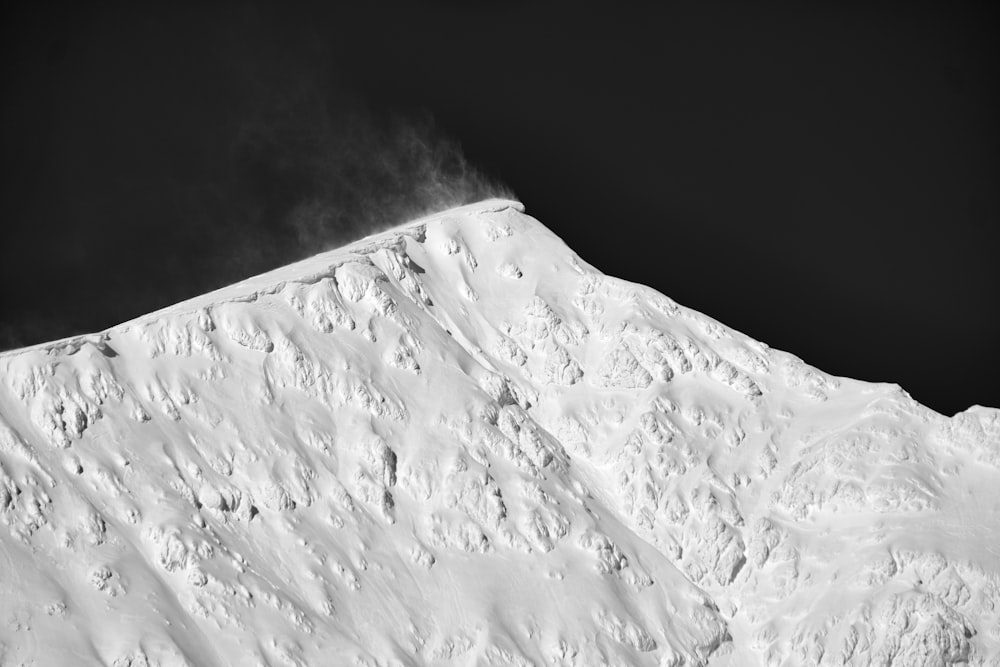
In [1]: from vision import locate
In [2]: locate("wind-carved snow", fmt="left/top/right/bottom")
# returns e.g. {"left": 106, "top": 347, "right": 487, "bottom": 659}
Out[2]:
{"left": 0, "top": 199, "right": 998, "bottom": 666}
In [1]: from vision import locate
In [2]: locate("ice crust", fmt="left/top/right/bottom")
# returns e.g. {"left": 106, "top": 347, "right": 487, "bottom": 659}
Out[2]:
{"left": 1, "top": 199, "right": 998, "bottom": 666}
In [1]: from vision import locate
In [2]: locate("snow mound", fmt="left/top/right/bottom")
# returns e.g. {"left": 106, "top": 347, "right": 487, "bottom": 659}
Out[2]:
{"left": 1, "top": 198, "right": 998, "bottom": 666}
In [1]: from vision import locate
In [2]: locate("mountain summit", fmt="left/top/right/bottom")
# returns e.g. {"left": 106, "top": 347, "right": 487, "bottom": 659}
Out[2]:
{"left": 1, "top": 200, "right": 998, "bottom": 666}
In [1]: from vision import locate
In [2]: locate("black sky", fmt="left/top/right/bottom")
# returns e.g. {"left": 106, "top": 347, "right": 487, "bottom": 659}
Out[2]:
{"left": 1, "top": 1, "right": 998, "bottom": 415}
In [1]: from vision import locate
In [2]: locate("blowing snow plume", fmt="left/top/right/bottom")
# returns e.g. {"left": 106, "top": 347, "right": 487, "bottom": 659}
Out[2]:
{"left": 223, "top": 72, "right": 514, "bottom": 274}
{"left": 285, "top": 108, "right": 513, "bottom": 252}
{"left": 210, "top": 5, "right": 512, "bottom": 265}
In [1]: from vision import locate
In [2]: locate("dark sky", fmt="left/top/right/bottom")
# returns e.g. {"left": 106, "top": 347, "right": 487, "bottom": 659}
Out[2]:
{"left": 2, "top": 1, "right": 998, "bottom": 415}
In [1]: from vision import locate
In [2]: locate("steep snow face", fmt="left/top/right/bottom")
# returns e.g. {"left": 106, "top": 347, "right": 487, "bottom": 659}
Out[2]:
{"left": 0, "top": 200, "right": 998, "bottom": 667}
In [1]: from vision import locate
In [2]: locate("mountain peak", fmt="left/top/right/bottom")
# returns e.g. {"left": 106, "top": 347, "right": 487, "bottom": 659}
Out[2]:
{"left": 1, "top": 201, "right": 998, "bottom": 666}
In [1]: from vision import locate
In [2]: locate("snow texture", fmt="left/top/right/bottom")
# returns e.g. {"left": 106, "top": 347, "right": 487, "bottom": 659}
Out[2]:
{"left": 0, "top": 199, "right": 998, "bottom": 666}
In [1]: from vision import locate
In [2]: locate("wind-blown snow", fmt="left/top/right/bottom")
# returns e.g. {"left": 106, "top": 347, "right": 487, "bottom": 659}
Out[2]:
{"left": 1, "top": 200, "right": 998, "bottom": 666}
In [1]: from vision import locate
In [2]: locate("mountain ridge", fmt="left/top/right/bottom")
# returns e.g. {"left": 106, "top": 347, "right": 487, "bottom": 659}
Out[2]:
{"left": 0, "top": 200, "right": 997, "bottom": 666}
{"left": 0, "top": 200, "right": 526, "bottom": 362}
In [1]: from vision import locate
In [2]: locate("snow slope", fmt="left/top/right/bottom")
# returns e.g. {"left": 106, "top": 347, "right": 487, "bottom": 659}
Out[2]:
{"left": 1, "top": 199, "right": 998, "bottom": 666}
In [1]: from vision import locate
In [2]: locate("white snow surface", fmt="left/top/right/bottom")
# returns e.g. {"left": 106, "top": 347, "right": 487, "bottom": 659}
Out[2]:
{"left": 1, "top": 199, "right": 998, "bottom": 666}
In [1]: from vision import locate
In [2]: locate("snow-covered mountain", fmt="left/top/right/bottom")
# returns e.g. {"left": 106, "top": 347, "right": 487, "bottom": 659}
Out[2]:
{"left": 1, "top": 200, "right": 998, "bottom": 666}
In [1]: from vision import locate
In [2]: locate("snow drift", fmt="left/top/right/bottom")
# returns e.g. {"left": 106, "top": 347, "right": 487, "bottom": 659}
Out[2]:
{"left": 1, "top": 200, "right": 998, "bottom": 666}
